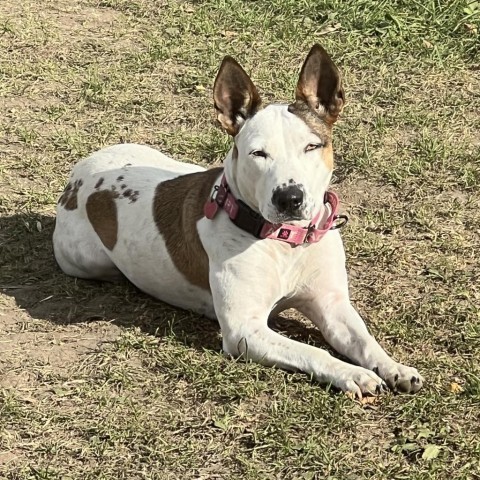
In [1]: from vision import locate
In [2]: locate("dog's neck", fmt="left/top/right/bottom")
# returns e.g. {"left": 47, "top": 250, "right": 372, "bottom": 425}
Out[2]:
{"left": 205, "top": 168, "right": 347, "bottom": 246}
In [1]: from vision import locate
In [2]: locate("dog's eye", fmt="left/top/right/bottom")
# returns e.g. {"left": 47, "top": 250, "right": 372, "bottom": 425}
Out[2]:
{"left": 305, "top": 143, "right": 324, "bottom": 152}
{"left": 251, "top": 150, "right": 267, "bottom": 158}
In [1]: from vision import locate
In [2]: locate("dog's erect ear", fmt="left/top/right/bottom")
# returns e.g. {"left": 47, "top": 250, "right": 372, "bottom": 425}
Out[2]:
{"left": 294, "top": 44, "right": 344, "bottom": 124}
{"left": 213, "top": 56, "right": 261, "bottom": 136}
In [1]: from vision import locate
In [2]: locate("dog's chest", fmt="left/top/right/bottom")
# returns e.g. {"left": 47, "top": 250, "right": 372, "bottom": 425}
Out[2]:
{"left": 198, "top": 212, "right": 346, "bottom": 300}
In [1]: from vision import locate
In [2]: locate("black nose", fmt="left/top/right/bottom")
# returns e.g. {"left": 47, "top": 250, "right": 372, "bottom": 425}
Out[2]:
{"left": 272, "top": 185, "right": 304, "bottom": 214}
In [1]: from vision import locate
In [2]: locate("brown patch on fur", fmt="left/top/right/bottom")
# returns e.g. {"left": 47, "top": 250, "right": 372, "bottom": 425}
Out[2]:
{"left": 288, "top": 102, "right": 334, "bottom": 170}
{"left": 58, "top": 183, "right": 72, "bottom": 205}
{"left": 288, "top": 101, "right": 332, "bottom": 140}
{"left": 94, "top": 177, "right": 104, "bottom": 189}
{"left": 153, "top": 167, "right": 223, "bottom": 291}
{"left": 58, "top": 179, "right": 83, "bottom": 210}
{"left": 130, "top": 190, "right": 139, "bottom": 202}
{"left": 323, "top": 142, "right": 334, "bottom": 171}
{"left": 86, "top": 190, "right": 118, "bottom": 251}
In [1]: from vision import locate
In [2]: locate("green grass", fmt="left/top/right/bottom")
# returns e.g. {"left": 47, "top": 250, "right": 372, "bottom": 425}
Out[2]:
{"left": 1, "top": 0, "right": 479, "bottom": 478}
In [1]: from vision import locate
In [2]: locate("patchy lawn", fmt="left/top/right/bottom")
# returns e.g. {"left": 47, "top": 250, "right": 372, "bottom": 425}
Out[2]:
{"left": 0, "top": 0, "right": 479, "bottom": 478}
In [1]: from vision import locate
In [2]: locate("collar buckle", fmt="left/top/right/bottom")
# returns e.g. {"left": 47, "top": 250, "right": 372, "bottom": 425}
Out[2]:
{"left": 330, "top": 214, "right": 349, "bottom": 230}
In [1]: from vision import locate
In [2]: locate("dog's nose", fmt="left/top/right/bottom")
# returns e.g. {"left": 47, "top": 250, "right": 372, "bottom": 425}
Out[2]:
{"left": 272, "top": 186, "right": 304, "bottom": 215}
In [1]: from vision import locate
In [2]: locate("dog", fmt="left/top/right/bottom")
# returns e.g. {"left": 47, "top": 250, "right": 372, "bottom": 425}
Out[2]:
{"left": 53, "top": 45, "right": 423, "bottom": 397}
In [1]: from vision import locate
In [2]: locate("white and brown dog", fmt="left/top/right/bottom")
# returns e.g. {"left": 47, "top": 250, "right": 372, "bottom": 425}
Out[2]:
{"left": 53, "top": 45, "right": 423, "bottom": 397}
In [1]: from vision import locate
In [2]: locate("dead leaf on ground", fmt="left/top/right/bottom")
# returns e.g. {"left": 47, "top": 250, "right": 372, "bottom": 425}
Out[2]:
{"left": 422, "top": 444, "right": 441, "bottom": 460}
{"left": 448, "top": 382, "right": 464, "bottom": 394}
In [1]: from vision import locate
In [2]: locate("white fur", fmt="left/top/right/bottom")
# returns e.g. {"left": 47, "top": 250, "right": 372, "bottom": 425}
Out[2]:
{"left": 226, "top": 105, "right": 332, "bottom": 223}
{"left": 53, "top": 106, "right": 423, "bottom": 397}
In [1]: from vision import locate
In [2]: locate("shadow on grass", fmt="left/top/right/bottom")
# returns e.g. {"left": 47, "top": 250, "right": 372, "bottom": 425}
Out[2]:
{"left": 0, "top": 212, "right": 328, "bottom": 352}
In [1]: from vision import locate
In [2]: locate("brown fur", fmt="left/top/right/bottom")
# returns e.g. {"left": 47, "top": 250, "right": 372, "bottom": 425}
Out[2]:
{"left": 153, "top": 167, "right": 223, "bottom": 291}
{"left": 287, "top": 101, "right": 333, "bottom": 170}
{"left": 322, "top": 142, "right": 334, "bottom": 171}
{"left": 86, "top": 190, "right": 118, "bottom": 251}
{"left": 213, "top": 56, "right": 261, "bottom": 136}
{"left": 58, "top": 179, "right": 83, "bottom": 210}
{"left": 294, "top": 44, "right": 344, "bottom": 125}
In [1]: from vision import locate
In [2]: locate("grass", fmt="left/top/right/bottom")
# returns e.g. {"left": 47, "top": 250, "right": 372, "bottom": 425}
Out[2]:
{"left": 0, "top": 0, "right": 479, "bottom": 478}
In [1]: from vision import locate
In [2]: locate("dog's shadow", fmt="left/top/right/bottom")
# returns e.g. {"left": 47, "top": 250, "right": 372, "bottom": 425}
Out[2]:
{"left": 0, "top": 212, "right": 329, "bottom": 354}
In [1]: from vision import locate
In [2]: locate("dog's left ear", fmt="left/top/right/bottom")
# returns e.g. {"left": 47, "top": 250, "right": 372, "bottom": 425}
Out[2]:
{"left": 294, "top": 44, "right": 344, "bottom": 124}
{"left": 213, "top": 56, "right": 262, "bottom": 136}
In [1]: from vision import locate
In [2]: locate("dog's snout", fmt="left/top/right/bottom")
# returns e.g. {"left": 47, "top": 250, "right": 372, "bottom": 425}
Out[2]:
{"left": 272, "top": 185, "right": 304, "bottom": 215}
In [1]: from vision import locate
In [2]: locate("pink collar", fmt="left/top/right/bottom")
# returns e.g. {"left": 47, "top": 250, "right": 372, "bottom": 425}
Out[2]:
{"left": 204, "top": 175, "right": 347, "bottom": 246}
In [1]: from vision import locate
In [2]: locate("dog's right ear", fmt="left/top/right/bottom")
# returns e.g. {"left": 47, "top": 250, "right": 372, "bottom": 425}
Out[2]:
{"left": 213, "top": 56, "right": 261, "bottom": 136}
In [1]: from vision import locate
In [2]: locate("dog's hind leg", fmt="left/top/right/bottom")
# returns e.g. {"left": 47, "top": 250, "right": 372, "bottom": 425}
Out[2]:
{"left": 53, "top": 241, "right": 122, "bottom": 281}
{"left": 53, "top": 217, "right": 123, "bottom": 282}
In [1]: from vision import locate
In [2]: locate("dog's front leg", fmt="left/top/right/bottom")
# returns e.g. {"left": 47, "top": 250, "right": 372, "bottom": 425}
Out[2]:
{"left": 301, "top": 293, "right": 424, "bottom": 393}
{"left": 210, "top": 268, "right": 386, "bottom": 398}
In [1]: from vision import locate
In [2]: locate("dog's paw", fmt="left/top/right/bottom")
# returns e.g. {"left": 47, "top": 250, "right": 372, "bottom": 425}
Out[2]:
{"left": 335, "top": 366, "right": 387, "bottom": 399}
{"left": 373, "top": 363, "right": 424, "bottom": 394}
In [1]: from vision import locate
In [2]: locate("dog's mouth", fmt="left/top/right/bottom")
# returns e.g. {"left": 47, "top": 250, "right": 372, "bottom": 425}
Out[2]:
{"left": 265, "top": 202, "right": 328, "bottom": 227}
{"left": 266, "top": 211, "right": 310, "bottom": 225}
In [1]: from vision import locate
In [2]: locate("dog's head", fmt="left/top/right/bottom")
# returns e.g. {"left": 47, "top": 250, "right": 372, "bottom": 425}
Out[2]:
{"left": 214, "top": 44, "right": 344, "bottom": 225}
